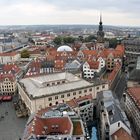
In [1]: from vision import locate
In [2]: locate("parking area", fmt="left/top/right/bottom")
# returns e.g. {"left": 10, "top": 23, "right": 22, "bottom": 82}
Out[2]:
{"left": 0, "top": 101, "right": 28, "bottom": 140}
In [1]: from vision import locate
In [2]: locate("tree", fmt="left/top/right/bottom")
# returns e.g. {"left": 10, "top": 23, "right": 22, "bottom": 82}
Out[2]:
{"left": 21, "top": 49, "right": 30, "bottom": 58}
{"left": 63, "top": 36, "right": 75, "bottom": 44}
{"left": 84, "top": 35, "right": 97, "bottom": 42}
{"left": 53, "top": 36, "right": 62, "bottom": 45}
{"left": 108, "top": 38, "right": 118, "bottom": 48}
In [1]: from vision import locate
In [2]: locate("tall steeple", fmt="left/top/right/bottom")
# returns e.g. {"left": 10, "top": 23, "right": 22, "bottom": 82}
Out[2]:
{"left": 97, "top": 13, "right": 104, "bottom": 43}
{"left": 99, "top": 13, "right": 103, "bottom": 31}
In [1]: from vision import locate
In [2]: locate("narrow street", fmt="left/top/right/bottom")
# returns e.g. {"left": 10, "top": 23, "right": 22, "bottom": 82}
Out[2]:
{"left": 113, "top": 73, "right": 127, "bottom": 101}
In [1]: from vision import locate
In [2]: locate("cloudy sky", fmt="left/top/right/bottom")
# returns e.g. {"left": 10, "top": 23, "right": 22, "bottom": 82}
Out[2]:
{"left": 0, "top": 0, "right": 139, "bottom": 26}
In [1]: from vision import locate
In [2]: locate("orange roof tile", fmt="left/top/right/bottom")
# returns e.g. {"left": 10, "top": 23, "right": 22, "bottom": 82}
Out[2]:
{"left": 72, "top": 121, "right": 83, "bottom": 135}
{"left": 111, "top": 128, "right": 134, "bottom": 140}
{"left": 108, "top": 63, "right": 121, "bottom": 83}
{"left": 82, "top": 50, "right": 97, "bottom": 56}
{"left": 32, "top": 116, "right": 72, "bottom": 135}
{"left": 0, "top": 74, "right": 15, "bottom": 82}
{"left": 0, "top": 52, "right": 17, "bottom": 56}
{"left": 67, "top": 99, "right": 78, "bottom": 108}
{"left": 87, "top": 61, "right": 99, "bottom": 69}
{"left": 76, "top": 94, "right": 93, "bottom": 103}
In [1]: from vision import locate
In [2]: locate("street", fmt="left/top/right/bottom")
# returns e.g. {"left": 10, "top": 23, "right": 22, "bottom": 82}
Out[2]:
{"left": 113, "top": 73, "right": 127, "bottom": 101}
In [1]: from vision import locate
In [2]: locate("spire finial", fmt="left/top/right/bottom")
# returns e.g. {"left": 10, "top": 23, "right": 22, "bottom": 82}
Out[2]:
{"left": 100, "top": 12, "right": 102, "bottom": 24}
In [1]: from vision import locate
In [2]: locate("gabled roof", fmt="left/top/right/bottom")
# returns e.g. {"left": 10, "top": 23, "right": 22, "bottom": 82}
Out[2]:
{"left": 87, "top": 61, "right": 100, "bottom": 69}
{"left": 82, "top": 50, "right": 97, "bottom": 56}
{"left": 111, "top": 128, "right": 134, "bottom": 140}
{"left": 0, "top": 73, "right": 15, "bottom": 82}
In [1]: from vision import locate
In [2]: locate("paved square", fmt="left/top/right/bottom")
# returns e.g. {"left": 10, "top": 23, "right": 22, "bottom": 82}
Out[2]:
{"left": 0, "top": 101, "right": 28, "bottom": 140}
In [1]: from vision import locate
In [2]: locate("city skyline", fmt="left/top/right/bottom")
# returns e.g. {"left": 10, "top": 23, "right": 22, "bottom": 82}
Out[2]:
{"left": 0, "top": 0, "right": 139, "bottom": 26}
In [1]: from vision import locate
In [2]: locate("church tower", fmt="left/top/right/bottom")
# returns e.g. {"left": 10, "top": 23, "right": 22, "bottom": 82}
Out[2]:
{"left": 96, "top": 14, "right": 105, "bottom": 50}
{"left": 97, "top": 14, "right": 104, "bottom": 43}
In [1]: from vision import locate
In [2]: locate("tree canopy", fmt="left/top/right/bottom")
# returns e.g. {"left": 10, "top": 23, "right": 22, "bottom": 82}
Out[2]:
{"left": 84, "top": 35, "right": 97, "bottom": 42}
{"left": 20, "top": 49, "right": 30, "bottom": 58}
{"left": 53, "top": 36, "right": 62, "bottom": 45}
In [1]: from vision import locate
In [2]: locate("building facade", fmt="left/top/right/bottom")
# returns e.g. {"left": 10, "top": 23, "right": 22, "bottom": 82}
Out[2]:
{"left": 122, "top": 38, "right": 140, "bottom": 67}
{"left": 0, "top": 52, "right": 20, "bottom": 64}
{"left": 18, "top": 72, "right": 109, "bottom": 114}
{"left": 0, "top": 74, "right": 17, "bottom": 95}
{"left": 97, "top": 90, "right": 132, "bottom": 140}
{"left": 67, "top": 94, "right": 94, "bottom": 122}
{"left": 123, "top": 87, "right": 140, "bottom": 137}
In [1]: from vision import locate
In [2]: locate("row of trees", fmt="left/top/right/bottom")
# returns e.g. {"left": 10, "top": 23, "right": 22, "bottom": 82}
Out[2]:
{"left": 53, "top": 35, "right": 118, "bottom": 48}
{"left": 53, "top": 35, "right": 97, "bottom": 45}
{"left": 53, "top": 36, "right": 75, "bottom": 45}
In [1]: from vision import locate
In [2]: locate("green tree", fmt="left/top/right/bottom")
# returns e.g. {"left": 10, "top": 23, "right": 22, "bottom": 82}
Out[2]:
{"left": 53, "top": 36, "right": 62, "bottom": 45}
{"left": 63, "top": 36, "right": 75, "bottom": 44}
{"left": 21, "top": 49, "right": 30, "bottom": 58}
{"left": 108, "top": 38, "right": 118, "bottom": 48}
{"left": 84, "top": 35, "right": 97, "bottom": 42}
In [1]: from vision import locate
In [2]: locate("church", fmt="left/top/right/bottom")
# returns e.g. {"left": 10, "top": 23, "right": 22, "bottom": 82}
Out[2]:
{"left": 96, "top": 14, "right": 105, "bottom": 50}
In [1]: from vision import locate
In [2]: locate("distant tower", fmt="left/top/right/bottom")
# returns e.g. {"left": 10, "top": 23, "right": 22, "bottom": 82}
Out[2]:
{"left": 97, "top": 14, "right": 104, "bottom": 43}
{"left": 96, "top": 13, "right": 105, "bottom": 50}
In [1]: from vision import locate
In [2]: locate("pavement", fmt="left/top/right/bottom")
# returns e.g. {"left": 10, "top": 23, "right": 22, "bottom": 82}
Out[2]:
{"left": 0, "top": 101, "right": 28, "bottom": 140}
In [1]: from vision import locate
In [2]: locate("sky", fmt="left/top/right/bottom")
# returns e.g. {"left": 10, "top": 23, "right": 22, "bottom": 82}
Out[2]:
{"left": 0, "top": 0, "right": 139, "bottom": 26}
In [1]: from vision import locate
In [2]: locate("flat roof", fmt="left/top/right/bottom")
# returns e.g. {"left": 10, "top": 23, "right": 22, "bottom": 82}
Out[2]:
{"left": 19, "top": 72, "right": 93, "bottom": 98}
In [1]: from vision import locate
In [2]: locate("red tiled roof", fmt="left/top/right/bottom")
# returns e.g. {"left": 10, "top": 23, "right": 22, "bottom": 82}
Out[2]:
{"left": 111, "top": 128, "right": 134, "bottom": 140}
{"left": 82, "top": 50, "right": 97, "bottom": 56}
{"left": 3, "top": 64, "right": 21, "bottom": 74}
{"left": 76, "top": 94, "right": 93, "bottom": 103}
{"left": 32, "top": 116, "right": 72, "bottom": 135}
{"left": 0, "top": 52, "right": 17, "bottom": 56}
{"left": 0, "top": 74, "right": 15, "bottom": 82}
{"left": 87, "top": 61, "right": 99, "bottom": 69}
{"left": 67, "top": 99, "right": 78, "bottom": 108}
{"left": 127, "top": 87, "right": 140, "bottom": 109}
{"left": 72, "top": 121, "right": 83, "bottom": 135}
{"left": 108, "top": 62, "right": 121, "bottom": 83}
{"left": 67, "top": 94, "right": 93, "bottom": 108}
{"left": 115, "top": 44, "right": 125, "bottom": 54}
{"left": 54, "top": 60, "right": 65, "bottom": 70}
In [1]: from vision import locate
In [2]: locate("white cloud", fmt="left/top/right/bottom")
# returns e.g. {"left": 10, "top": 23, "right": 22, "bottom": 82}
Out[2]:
{"left": 0, "top": 0, "right": 139, "bottom": 26}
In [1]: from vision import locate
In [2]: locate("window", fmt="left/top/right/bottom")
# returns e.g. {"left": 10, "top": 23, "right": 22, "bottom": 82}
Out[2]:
{"left": 102, "top": 85, "right": 105, "bottom": 89}
{"left": 52, "top": 83, "right": 55, "bottom": 86}
{"left": 89, "top": 88, "right": 92, "bottom": 91}
{"left": 57, "top": 82, "right": 60, "bottom": 85}
{"left": 55, "top": 96, "right": 58, "bottom": 100}
{"left": 62, "top": 81, "right": 65, "bottom": 83}
{"left": 61, "top": 95, "right": 64, "bottom": 98}
{"left": 96, "top": 87, "right": 99, "bottom": 90}
{"left": 73, "top": 92, "right": 76, "bottom": 95}
{"left": 48, "top": 97, "right": 52, "bottom": 101}
{"left": 67, "top": 93, "right": 70, "bottom": 97}
{"left": 79, "top": 91, "right": 82, "bottom": 94}
{"left": 84, "top": 90, "right": 87, "bottom": 93}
